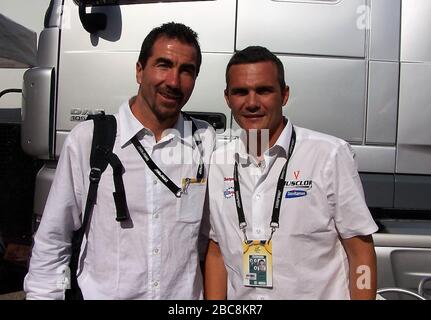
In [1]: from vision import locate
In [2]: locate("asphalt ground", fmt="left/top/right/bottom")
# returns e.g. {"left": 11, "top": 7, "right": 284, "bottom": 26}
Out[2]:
{"left": 0, "top": 257, "right": 27, "bottom": 299}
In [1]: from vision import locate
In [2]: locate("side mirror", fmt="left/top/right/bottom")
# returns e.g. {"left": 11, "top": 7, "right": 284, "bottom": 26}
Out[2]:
{"left": 78, "top": 2, "right": 107, "bottom": 34}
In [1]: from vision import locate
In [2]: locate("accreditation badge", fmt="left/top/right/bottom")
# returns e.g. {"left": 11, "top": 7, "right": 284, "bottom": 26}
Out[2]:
{"left": 242, "top": 240, "right": 273, "bottom": 288}
{"left": 178, "top": 178, "right": 207, "bottom": 223}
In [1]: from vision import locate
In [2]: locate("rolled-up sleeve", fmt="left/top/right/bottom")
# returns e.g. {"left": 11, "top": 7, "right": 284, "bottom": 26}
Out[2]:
{"left": 24, "top": 126, "right": 87, "bottom": 300}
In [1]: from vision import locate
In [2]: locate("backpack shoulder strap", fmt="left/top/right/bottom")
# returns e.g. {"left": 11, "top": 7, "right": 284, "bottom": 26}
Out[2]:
{"left": 88, "top": 113, "right": 128, "bottom": 221}
{"left": 83, "top": 112, "right": 118, "bottom": 223}
{"left": 89, "top": 113, "right": 117, "bottom": 173}
{"left": 66, "top": 113, "right": 118, "bottom": 300}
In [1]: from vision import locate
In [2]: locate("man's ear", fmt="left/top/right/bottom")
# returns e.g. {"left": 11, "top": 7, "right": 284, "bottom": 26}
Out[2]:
{"left": 282, "top": 85, "right": 290, "bottom": 106}
{"left": 136, "top": 62, "right": 143, "bottom": 84}
{"left": 224, "top": 88, "right": 232, "bottom": 110}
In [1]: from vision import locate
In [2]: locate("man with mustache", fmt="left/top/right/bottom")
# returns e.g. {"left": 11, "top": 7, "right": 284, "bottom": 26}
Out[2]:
{"left": 24, "top": 22, "right": 215, "bottom": 299}
{"left": 205, "top": 46, "right": 378, "bottom": 300}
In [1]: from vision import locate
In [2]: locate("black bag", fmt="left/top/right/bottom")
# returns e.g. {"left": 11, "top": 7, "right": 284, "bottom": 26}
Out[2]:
{"left": 65, "top": 113, "right": 128, "bottom": 300}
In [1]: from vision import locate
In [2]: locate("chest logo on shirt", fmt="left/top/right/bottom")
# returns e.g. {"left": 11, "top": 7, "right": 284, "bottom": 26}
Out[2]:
{"left": 285, "top": 171, "right": 312, "bottom": 199}
{"left": 223, "top": 177, "right": 235, "bottom": 199}
{"left": 285, "top": 180, "right": 313, "bottom": 190}
{"left": 285, "top": 190, "right": 307, "bottom": 199}
{"left": 224, "top": 186, "right": 235, "bottom": 199}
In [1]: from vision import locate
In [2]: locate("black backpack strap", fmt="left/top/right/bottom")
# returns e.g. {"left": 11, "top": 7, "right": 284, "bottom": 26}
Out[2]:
{"left": 106, "top": 151, "right": 128, "bottom": 221}
{"left": 89, "top": 114, "right": 128, "bottom": 221}
{"left": 66, "top": 113, "right": 127, "bottom": 300}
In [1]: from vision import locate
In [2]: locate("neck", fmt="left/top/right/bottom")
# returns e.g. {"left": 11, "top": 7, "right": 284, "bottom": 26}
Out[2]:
{"left": 130, "top": 96, "right": 179, "bottom": 142}
{"left": 246, "top": 119, "right": 287, "bottom": 157}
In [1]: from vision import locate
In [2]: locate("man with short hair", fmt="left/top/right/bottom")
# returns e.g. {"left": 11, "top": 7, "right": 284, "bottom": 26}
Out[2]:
{"left": 205, "top": 46, "right": 378, "bottom": 300}
{"left": 25, "top": 22, "right": 215, "bottom": 300}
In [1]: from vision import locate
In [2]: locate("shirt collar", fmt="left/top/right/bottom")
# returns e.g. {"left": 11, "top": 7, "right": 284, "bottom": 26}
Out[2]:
{"left": 119, "top": 99, "right": 192, "bottom": 148}
{"left": 163, "top": 112, "right": 194, "bottom": 147}
{"left": 274, "top": 118, "right": 293, "bottom": 157}
{"left": 235, "top": 118, "right": 293, "bottom": 163}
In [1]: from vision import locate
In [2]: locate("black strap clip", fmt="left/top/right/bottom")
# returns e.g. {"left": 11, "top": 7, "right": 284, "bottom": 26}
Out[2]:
{"left": 89, "top": 167, "right": 102, "bottom": 183}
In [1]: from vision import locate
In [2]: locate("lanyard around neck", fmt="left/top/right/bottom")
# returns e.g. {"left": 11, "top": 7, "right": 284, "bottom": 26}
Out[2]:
{"left": 131, "top": 113, "right": 204, "bottom": 198}
{"left": 233, "top": 127, "right": 296, "bottom": 242}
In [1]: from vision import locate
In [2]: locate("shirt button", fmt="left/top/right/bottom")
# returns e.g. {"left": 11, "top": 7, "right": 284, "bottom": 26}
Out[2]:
{"left": 255, "top": 194, "right": 261, "bottom": 200}
{"left": 256, "top": 229, "right": 261, "bottom": 235}
{"left": 153, "top": 281, "right": 159, "bottom": 288}
{"left": 153, "top": 248, "right": 160, "bottom": 255}
{"left": 153, "top": 180, "right": 158, "bottom": 185}
{"left": 153, "top": 213, "right": 159, "bottom": 219}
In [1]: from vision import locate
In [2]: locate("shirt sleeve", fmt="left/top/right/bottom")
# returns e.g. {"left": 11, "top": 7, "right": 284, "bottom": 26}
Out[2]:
{"left": 24, "top": 126, "right": 88, "bottom": 300}
{"left": 198, "top": 187, "right": 211, "bottom": 261}
{"left": 325, "top": 141, "right": 379, "bottom": 239}
{"left": 207, "top": 160, "right": 219, "bottom": 244}
{"left": 208, "top": 217, "right": 218, "bottom": 243}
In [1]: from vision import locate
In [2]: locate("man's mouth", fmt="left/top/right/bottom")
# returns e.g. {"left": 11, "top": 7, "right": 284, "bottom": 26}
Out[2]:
{"left": 243, "top": 114, "right": 264, "bottom": 119}
{"left": 158, "top": 89, "right": 183, "bottom": 101}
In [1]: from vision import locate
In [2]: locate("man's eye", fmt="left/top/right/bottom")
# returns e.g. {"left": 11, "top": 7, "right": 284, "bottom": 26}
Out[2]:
{"left": 232, "top": 89, "right": 248, "bottom": 96}
{"left": 256, "top": 88, "right": 272, "bottom": 95}
{"left": 181, "top": 68, "right": 195, "bottom": 77}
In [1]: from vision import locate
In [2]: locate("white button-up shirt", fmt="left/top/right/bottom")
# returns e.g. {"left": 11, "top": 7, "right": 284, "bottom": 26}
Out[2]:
{"left": 24, "top": 101, "right": 215, "bottom": 300}
{"left": 208, "top": 120, "right": 378, "bottom": 299}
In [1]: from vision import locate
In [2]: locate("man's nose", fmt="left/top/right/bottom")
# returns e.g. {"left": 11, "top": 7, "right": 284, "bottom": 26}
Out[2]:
{"left": 245, "top": 92, "right": 260, "bottom": 111}
{"left": 165, "top": 68, "right": 180, "bottom": 88}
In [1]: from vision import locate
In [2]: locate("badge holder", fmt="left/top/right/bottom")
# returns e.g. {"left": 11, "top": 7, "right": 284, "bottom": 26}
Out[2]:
{"left": 177, "top": 177, "right": 207, "bottom": 222}
{"left": 242, "top": 239, "right": 273, "bottom": 288}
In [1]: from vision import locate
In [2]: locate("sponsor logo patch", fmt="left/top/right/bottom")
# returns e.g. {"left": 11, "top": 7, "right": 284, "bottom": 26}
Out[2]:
{"left": 285, "top": 180, "right": 313, "bottom": 191}
{"left": 224, "top": 186, "right": 235, "bottom": 199}
{"left": 285, "top": 190, "right": 307, "bottom": 199}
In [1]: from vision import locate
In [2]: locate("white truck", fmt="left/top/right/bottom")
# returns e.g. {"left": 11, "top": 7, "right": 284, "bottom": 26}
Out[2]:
{"left": 16, "top": 0, "right": 431, "bottom": 298}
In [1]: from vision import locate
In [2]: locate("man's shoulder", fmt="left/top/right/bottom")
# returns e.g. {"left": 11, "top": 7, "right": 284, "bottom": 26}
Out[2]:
{"left": 212, "top": 138, "right": 237, "bottom": 155}
{"left": 188, "top": 116, "right": 216, "bottom": 135}
{"left": 187, "top": 116, "right": 217, "bottom": 149}
{"left": 67, "top": 118, "right": 95, "bottom": 144}
{"left": 187, "top": 116, "right": 209, "bottom": 129}
{"left": 295, "top": 125, "right": 349, "bottom": 151}
{"left": 209, "top": 139, "right": 237, "bottom": 167}
{"left": 64, "top": 117, "right": 116, "bottom": 156}
{"left": 68, "top": 114, "right": 120, "bottom": 143}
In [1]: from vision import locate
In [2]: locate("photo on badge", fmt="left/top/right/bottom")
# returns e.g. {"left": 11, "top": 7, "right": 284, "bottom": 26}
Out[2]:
{"left": 242, "top": 240, "right": 273, "bottom": 288}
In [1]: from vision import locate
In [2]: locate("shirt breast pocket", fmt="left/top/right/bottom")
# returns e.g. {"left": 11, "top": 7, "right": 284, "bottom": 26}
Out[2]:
{"left": 176, "top": 182, "right": 207, "bottom": 223}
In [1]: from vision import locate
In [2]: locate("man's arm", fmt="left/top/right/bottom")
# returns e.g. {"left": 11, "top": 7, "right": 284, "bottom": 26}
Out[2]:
{"left": 204, "top": 239, "right": 227, "bottom": 300}
{"left": 24, "top": 124, "right": 88, "bottom": 299}
{"left": 341, "top": 235, "right": 377, "bottom": 300}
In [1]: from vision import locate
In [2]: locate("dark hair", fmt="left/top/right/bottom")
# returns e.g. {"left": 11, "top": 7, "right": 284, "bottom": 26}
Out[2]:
{"left": 226, "top": 46, "right": 286, "bottom": 90}
{"left": 138, "top": 22, "right": 202, "bottom": 76}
